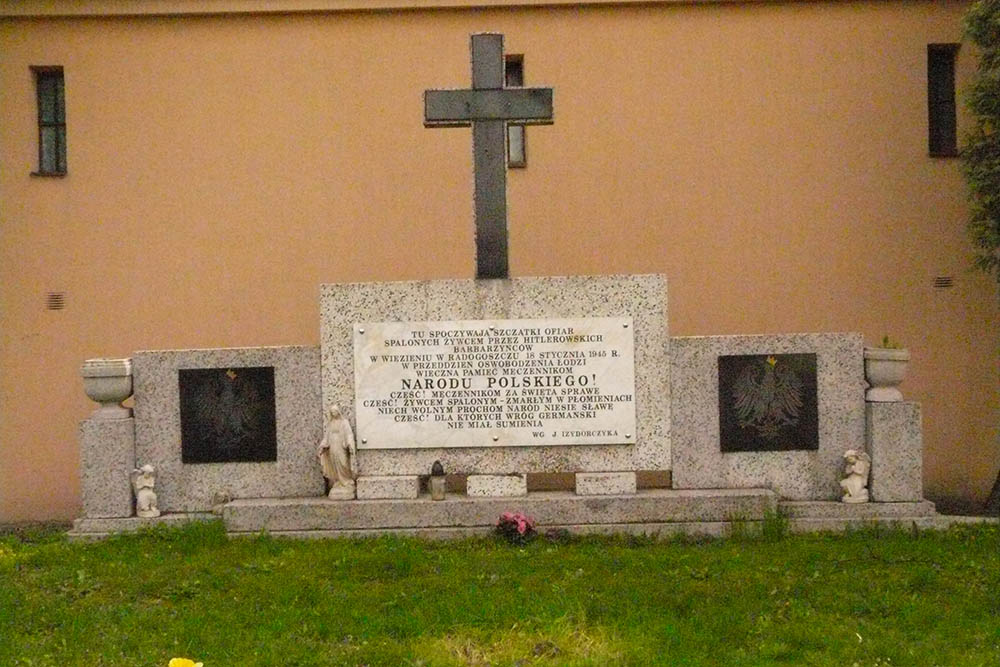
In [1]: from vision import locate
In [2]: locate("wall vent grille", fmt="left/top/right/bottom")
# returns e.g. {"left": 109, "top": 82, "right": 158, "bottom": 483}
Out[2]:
{"left": 45, "top": 291, "right": 66, "bottom": 310}
{"left": 933, "top": 276, "right": 954, "bottom": 289}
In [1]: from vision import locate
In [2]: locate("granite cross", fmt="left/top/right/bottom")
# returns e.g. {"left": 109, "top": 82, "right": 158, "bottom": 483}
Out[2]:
{"left": 424, "top": 33, "right": 554, "bottom": 279}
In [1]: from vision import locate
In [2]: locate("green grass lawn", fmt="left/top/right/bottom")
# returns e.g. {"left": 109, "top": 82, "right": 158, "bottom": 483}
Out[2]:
{"left": 1, "top": 520, "right": 997, "bottom": 666}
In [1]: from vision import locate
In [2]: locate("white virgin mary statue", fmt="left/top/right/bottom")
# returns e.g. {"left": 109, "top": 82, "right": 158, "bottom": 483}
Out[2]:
{"left": 318, "top": 404, "right": 357, "bottom": 500}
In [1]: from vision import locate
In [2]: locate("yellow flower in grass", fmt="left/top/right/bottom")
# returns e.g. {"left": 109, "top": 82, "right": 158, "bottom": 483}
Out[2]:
{"left": 169, "top": 659, "right": 203, "bottom": 667}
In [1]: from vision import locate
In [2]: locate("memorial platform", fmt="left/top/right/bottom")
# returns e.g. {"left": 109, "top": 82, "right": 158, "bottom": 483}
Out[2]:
{"left": 66, "top": 491, "right": 986, "bottom": 541}
{"left": 221, "top": 488, "right": 775, "bottom": 536}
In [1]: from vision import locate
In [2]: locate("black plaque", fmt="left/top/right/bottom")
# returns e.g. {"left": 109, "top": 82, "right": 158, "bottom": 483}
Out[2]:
{"left": 718, "top": 353, "right": 818, "bottom": 452}
{"left": 179, "top": 366, "right": 277, "bottom": 464}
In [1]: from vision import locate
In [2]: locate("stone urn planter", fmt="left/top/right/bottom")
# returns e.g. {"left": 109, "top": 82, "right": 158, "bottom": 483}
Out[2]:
{"left": 80, "top": 358, "right": 133, "bottom": 418}
{"left": 863, "top": 347, "right": 910, "bottom": 402}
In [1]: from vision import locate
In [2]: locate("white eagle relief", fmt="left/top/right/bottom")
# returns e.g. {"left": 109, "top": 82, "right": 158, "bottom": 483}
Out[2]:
{"left": 731, "top": 356, "right": 804, "bottom": 439}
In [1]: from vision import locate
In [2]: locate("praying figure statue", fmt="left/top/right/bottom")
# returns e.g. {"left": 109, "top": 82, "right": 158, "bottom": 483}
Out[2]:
{"left": 318, "top": 404, "right": 357, "bottom": 500}
{"left": 839, "top": 449, "right": 871, "bottom": 503}
{"left": 131, "top": 464, "right": 161, "bottom": 518}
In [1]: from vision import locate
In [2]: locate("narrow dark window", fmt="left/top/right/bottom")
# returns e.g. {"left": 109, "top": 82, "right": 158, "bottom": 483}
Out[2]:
{"left": 505, "top": 55, "right": 526, "bottom": 168}
{"left": 33, "top": 67, "right": 67, "bottom": 175}
{"left": 928, "top": 44, "right": 959, "bottom": 157}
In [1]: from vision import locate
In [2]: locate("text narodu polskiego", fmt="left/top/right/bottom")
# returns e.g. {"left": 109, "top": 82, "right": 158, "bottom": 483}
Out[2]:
{"left": 353, "top": 318, "right": 637, "bottom": 449}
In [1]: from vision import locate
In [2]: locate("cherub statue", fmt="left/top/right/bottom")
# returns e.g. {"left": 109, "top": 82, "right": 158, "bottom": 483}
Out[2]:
{"left": 839, "top": 449, "right": 871, "bottom": 503}
{"left": 318, "top": 404, "right": 357, "bottom": 500}
{"left": 131, "top": 464, "right": 161, "bottom": 518}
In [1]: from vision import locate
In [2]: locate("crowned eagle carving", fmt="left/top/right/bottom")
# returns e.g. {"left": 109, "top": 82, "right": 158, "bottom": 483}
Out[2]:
{"left": 730, "top": 356, "right": 804, "bottom": 439}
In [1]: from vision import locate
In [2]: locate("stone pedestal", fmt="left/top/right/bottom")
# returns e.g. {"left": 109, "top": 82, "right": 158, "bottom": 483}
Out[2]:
{"left": 356, "top": 475, "right": 420, "bottom": 500}
{"left": 79, "top": 417, "right": 135, "bottom": 518}
{"left": 467, "top": 474, "right": 527, "bottom": 497}
{"left": 575, "top": 472, "right": 636, "bottom": 496}
{"left": 866, "top": 401, "right": 923, "bottom": 502}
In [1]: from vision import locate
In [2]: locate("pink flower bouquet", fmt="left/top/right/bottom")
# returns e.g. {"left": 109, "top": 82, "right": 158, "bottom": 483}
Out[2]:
{"left": 495, "top": 511, "right": 537, "bottom": 545}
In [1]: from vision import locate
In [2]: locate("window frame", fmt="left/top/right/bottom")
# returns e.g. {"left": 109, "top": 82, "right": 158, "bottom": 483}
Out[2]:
{"left": 505, "top": 54, "right": 527, "bottom": 168}
{"left": 31, "top": 65, "right": 67, "bottom": 176}
{"left": 927, "top": 43, "right": 960, "bottom": 158}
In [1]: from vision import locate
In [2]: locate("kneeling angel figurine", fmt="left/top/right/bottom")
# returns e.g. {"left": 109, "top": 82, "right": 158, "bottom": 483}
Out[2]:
{"left": 839, "top": 449, "right": 871, "bottom": 503}
{"left": 131, "top": 464, "right": 161, "bottom": 518}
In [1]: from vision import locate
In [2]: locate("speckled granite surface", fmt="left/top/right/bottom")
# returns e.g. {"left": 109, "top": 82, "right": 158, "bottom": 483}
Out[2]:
{"left": 867, "top": 402, "right": 923, "bottom": 502}
{"left": 467, "top": 474, "right": 528, "bottom": 497}
{"left": 356, "top": 475, "right": 420, "bottom": 499}
{"left": 320, "top": 275, "right": 670, "bottom": 475}
{"left": 221, "top": 488, "right": 777, "bottom": 533}
{"left": 132, "top": 346, "right": 324, "bottom": 512}
{"left": 779, "top": 499, "right": 935, "bottom": 518}
{"left": 575, "top": 471, "right": 637, "bottom": 496}
{"left": 671, "top": 333, "right": 865, "bottom": 500}
{"left": 79, "top": 417, "right": 135, "bottom": 518}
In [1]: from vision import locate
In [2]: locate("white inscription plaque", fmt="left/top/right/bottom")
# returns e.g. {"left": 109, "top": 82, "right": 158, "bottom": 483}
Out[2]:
{"left": 353, "top": 317, "right": 636, "bottom": 449}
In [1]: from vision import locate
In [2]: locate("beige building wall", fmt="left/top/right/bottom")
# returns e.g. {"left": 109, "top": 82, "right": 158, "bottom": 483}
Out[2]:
{"left": 1, "top": 0, "right": 996, "bottom": 521}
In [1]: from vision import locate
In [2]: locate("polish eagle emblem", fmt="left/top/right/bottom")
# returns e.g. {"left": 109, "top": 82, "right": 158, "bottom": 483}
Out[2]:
{"left": 190, "top": 368, "right": 266, "bottom": 456}
{"left": 731, "top": 356, "right": 804, "bottom": 439}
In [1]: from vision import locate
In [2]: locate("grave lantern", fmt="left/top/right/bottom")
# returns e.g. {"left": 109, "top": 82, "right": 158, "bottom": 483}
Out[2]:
{"left": 430, "top": 460, "right": 446, "bottom": 501}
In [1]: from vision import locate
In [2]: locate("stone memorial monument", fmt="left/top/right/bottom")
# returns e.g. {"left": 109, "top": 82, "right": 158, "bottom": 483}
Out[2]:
{"left": 70, "top": 33, "right": 944, "bottom": 540}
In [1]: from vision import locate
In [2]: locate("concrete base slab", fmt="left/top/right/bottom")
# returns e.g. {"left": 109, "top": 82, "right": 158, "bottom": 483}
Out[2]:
{"left": 225, "top": 515, "right": 994, "bottom": 540}
{"left": 64, "top": 477, "right": 992, "bottom": 540}
{"left": 222, "top": 488, "right": 777, "bottom": 533}
{"left": 787, "top": 517, "right": 939, "bottom": 533}
{"left": 779, "top": 500, "right": 936, "bottom": 519}
{"left": 779, "top": 500, "right": 946, "bottom": 533}
{"left": 68, "top": 513, "right": 216, "bottom": 540}
{"left": 787, "top": 514, "right": 996, "bottom": 533}
{"left": 64, "top": 502, "right": 994, "bottom": 540}
{"left": 227, "top": 521, "right": 735, "bottom": 540}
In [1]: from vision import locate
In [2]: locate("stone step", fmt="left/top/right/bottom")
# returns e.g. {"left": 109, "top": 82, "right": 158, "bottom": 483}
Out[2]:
{"left": 778, "top": 500, "right": 936, "bottom": 519}
{"left": 68, "top": 512, "right": 216, "bottom": 541}
{"left": 786, "top": 516, "right": 945, "bottom": 534}
{"left": 228, "top": 516, "right": 980, "bottom": 540}
{"left": 222, "top": 488, "right": 777, "bottom": 534}
{"left": 225, "top": 522, "right": 737, "bottom": 540}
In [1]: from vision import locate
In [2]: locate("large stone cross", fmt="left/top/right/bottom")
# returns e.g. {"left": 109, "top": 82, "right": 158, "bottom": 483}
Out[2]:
{"left": 424, "top": 33, "right": 554, "bottom": 279}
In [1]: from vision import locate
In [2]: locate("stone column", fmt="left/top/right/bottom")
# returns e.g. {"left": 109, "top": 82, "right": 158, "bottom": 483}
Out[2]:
{"left": 866, "top": 401, "right": 923, "bottom": 502}
{"left": 79, "top": 357, "right": 136, "bottom": 518}
{"left": 79, "top": 417, "right": 136, "bottom": 518}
